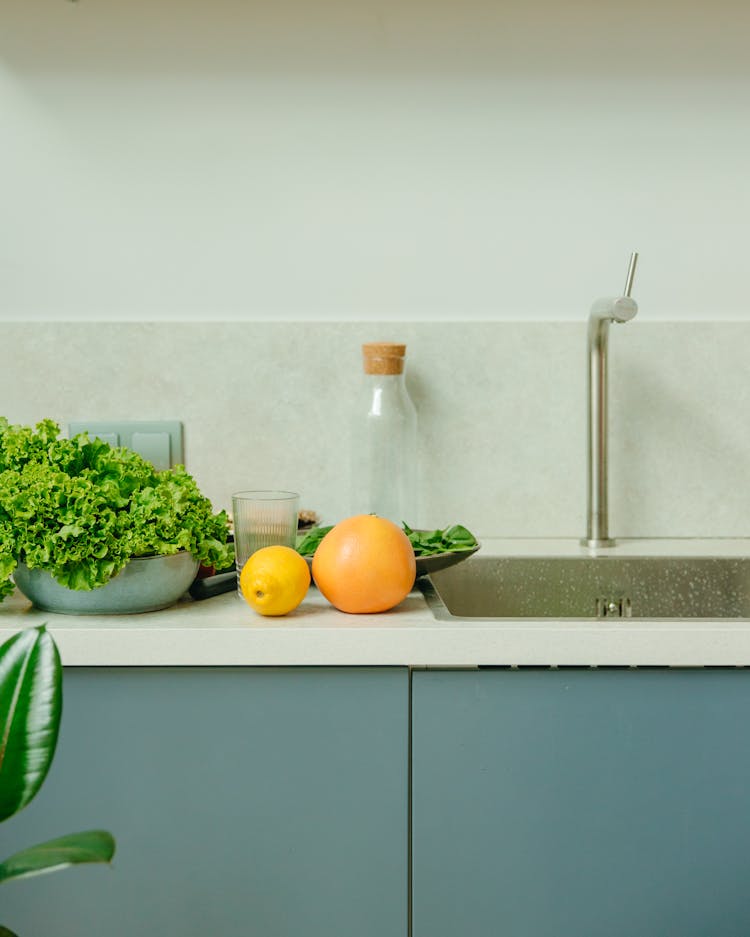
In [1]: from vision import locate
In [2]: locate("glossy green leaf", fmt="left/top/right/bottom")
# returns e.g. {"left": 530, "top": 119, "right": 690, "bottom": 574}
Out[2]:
{"left": 0, "top": 924, "right": 20, "bottom": 936}
{"left": 0, "top": 626, "right": 61, "bottom": 822}
{"left": 0, "top": 830, "right": 115, "bottom": 884}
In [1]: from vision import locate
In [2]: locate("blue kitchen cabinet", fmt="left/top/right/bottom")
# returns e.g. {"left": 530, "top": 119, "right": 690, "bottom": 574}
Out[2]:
{"left": 412, "top": 668, "right": 750, "bottom": 937}
{"left": 1, "top": 667, "right": 408, "bottom": 937}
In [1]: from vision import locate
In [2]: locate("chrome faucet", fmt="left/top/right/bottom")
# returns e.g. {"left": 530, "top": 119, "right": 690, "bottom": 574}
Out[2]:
{"left": 584, "top": 252, "right": 639, "bottom": 548}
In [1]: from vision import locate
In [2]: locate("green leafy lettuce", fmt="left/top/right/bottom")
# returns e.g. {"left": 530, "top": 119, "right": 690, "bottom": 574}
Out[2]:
{"left": 0, "top": 418, "right": 234, "bottom": 600}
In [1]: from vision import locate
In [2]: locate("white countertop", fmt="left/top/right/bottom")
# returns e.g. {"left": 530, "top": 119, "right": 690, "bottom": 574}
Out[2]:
{"left": 2, "top": 539, "right": 750, "bottom": 668}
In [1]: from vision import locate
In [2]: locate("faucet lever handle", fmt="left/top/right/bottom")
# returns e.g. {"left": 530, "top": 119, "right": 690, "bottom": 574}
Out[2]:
{"left": 589, "top": 296, "right": 637, "bottom": 323}
{"left": 623, "top": 251, "right": 638, "bottom": 298}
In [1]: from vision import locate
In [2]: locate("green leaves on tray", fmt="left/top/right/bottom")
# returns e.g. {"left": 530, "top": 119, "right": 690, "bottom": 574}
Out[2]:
{"left": 296, "top": 521, "right": 478, "bottom": 558}
{"left": 296, "top": 525, "right": 332, "bottom": 557}
{"left": 402, "top": 523, "right": 478, "bottom": 557}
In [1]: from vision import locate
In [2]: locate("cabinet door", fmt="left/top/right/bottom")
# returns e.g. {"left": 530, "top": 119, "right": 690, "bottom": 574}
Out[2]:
{"left": 412, "top": 668, "right": 750, "bottom": 937}
{"left": 1, "top": 667, "right": 408, "bottom": 937}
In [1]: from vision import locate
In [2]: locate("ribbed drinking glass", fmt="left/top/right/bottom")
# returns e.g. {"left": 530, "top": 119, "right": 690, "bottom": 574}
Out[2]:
{"left": 231, "top": 490, "right": 300, "bottom": 593}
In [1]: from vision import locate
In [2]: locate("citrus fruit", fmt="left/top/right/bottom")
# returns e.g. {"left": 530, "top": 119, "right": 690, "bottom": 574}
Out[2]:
{"left": 239, "top": 545, "right": 311, "bottom": 616}
{"left": 311, "top": 514, "right": 416, "bottom": 614}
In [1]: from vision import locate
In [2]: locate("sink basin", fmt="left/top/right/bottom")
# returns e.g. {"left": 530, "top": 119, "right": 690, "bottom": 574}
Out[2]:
{"left": 420, "top": 555, "right": 750, "bottom": 620}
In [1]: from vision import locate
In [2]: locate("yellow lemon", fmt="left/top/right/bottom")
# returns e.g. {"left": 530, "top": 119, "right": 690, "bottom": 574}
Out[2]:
{"left": 239, "top": 545, "right": 311, "bottom": 616}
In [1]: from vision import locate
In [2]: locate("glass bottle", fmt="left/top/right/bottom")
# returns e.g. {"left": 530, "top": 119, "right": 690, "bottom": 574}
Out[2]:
{"left": 350, "top": 342, "right": 418, "bottom": 526}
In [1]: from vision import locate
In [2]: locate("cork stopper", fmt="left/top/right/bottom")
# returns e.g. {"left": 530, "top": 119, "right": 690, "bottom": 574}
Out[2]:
{"left": 362, "top": 342, "right": 407, "bottom": 375}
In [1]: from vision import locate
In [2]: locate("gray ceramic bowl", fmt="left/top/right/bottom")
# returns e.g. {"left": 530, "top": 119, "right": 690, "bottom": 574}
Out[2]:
{"left": 13, "top": 553, "right": 199, "bottom": 615}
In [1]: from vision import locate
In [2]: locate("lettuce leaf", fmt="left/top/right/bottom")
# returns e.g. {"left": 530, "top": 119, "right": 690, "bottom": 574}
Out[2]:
{"left": 0, "top": 419, "right": 234, "bottom": 596}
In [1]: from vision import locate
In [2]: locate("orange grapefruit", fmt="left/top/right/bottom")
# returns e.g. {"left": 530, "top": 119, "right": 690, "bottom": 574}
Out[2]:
{"left": 311, "top": 514, "right": 416, "bottom": 614}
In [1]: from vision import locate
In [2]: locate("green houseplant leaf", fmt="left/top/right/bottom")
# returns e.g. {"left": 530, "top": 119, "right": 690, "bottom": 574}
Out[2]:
{"left": 0, "top": 830, "right": 115, "bottom": 884}
{"left": 0, "top": 626, "right": 116, "bottom": 934}
{"left": 0, "top": 626, "right": 61, "bottom": 822}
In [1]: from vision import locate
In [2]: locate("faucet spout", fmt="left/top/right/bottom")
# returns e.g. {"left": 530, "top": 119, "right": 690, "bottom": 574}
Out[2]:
{"left": 584, "top": 256, "right": 639, "bottom": 549}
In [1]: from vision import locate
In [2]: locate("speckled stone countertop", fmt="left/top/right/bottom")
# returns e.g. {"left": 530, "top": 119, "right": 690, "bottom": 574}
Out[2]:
{"left": 2, "top": 539, "right": 750, "bottom": 668}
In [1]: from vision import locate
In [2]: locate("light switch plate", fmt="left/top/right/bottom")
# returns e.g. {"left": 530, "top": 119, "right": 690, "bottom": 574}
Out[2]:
{"left": 68, "top": 421, "right": 184, "bottom": 472}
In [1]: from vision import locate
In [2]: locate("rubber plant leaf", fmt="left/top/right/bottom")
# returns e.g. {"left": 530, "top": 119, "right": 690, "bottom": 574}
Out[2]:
{"left": 0, "top": 830, "right": 115, "bottom": 884}
{"left": 0, "top": 626, "right": 62, "bottom": 822}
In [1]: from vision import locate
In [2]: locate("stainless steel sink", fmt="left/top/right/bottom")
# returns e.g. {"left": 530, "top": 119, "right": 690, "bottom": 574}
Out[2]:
{"left": 420, "top": 555, "right": 750, "bottom": 620}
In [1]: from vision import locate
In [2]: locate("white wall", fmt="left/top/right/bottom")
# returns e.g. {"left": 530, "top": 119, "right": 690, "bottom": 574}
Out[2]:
{"left": 2, "top": 0, "right": 749, "bottom": 322}
{"left": 3, "top": 321, "right": 750, "bottom": 539}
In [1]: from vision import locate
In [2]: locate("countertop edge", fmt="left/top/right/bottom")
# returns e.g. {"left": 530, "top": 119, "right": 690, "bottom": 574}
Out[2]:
{"left": 3, "top": 538, "right": 750, "bottom": 668}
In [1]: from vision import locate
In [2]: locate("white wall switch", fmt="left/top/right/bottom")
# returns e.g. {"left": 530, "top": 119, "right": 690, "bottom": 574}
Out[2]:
{"left": 68, "top": 421, "right": 184, "bottom": 471}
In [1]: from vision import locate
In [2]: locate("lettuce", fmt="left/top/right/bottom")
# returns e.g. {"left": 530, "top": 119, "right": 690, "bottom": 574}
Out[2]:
{"left": 0, "top": 418, "right": 234, "bottom": 598}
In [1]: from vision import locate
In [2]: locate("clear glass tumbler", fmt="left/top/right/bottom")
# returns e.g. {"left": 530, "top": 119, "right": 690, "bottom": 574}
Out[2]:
{"left": 231, "top": 490, "right": 300, "bottom": 593}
